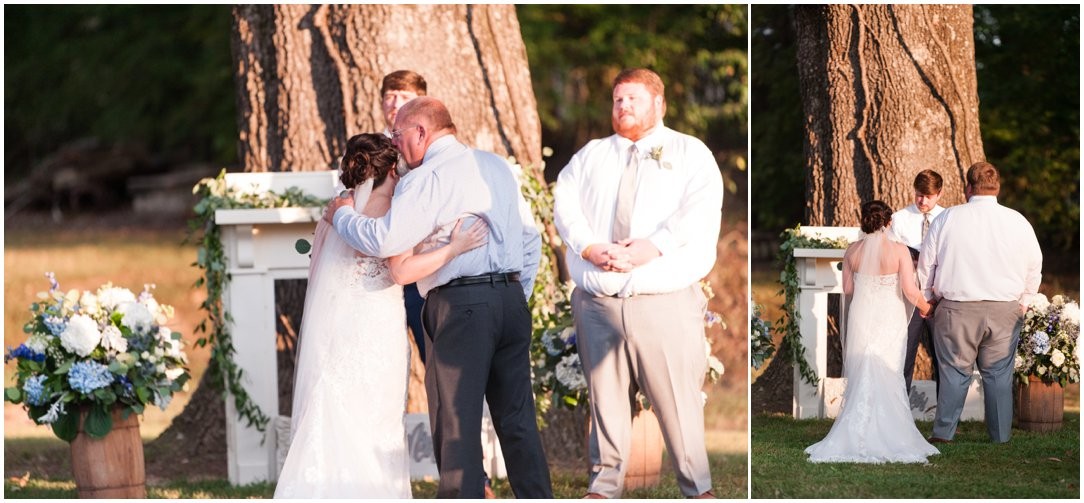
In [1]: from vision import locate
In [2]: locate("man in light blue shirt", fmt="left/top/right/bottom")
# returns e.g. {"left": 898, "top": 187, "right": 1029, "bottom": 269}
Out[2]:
{"left": 326, "top": 96, "right": 550, "bottom": 498}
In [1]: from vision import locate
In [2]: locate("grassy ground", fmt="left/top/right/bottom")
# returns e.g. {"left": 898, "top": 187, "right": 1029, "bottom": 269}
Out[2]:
{"left": 751, "top": 412, "right": 1080, "bottom": 499}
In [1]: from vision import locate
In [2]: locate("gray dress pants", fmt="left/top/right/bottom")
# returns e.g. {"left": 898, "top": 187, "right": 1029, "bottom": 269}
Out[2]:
{"left": 572, "top": 284, "right": 713, "bottom": 497}
{"left": 930, "top": 299, "right": 1023, "bottom": 443}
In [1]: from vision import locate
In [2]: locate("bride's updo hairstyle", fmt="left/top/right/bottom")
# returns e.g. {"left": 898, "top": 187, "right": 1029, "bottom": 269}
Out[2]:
{"left": 340, "top": 133, "right": 399, "bottom": 190}
{"left": 859, "top": 200, "right": 893, "bottom": 234}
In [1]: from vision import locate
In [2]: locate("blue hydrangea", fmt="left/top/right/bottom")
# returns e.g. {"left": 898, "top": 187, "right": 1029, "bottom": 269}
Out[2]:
{"left": 68, "top": 360, "right": 114, "bottom": 394}
{"left": 7, "top": 344, "right": 45, "bottom": 363}
{"left": 1032, "top": 331, "right": 1051, "bottom": 355}
{"left": 43, "top": 315, "right": 67, "bottom": 337}
{"left": 23, "top": 374, "right": 49, "bottom": 406}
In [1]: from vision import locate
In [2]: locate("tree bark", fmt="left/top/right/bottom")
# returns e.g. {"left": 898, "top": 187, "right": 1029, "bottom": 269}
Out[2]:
{"left": 795, "top": 4, "right": 983, "bottom": 225}
{"left": 231, "top": 4, "right": 542, "bottom": 173}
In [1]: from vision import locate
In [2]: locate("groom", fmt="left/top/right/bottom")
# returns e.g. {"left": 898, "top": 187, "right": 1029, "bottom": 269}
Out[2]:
{"left": 890, "top": 169, "right": 945, "bottom": 394}
{"left": 918, "top": 161, "right": 1042, "bottom": 444}
{"left": 326, "top": 97, "right": 552, "bottom": 498}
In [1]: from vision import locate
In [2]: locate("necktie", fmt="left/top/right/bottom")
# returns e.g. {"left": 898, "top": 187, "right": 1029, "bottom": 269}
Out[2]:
{"left": 921, "top": 212, "right": 930, "bottom": 241}
{"left": 612, "top": 145, "right": 639, "bottom": 242}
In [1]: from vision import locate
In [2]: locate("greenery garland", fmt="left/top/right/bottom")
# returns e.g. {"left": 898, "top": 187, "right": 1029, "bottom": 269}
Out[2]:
{"left": 774, "top": 224, "right": 850, "bottom": 386}
{"left": 188, "top": 169, "right": 327, "bottom": 432}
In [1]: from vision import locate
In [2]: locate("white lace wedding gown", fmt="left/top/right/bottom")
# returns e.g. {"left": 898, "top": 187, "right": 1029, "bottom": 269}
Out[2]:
{"left": 805, "top": 233, "right": 939, "bottom": 464}
{"left": 275, "top": 181, "right": 412, "bottom": 498}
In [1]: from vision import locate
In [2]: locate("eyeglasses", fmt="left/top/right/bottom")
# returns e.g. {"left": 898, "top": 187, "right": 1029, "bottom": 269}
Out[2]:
{"left": 390, "top": 125, "right": 420, "bottom": 139}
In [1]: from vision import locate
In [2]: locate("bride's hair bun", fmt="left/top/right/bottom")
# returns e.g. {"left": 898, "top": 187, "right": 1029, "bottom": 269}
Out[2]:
{"left": 340, "top": 133, "right": 399, "bottom": 189}
{"left": 860, "top": 200, "right": 893, "bottom": 233}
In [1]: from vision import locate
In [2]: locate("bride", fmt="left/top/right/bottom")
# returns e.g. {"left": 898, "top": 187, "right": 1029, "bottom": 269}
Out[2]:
{"left": 274, "top": 133, "right": 487, "bottom": 498}
{"left": 805, "top": 200, "right": 940, "bottom": 464}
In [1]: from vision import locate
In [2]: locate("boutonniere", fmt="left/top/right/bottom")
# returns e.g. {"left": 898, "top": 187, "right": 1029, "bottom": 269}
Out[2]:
{"left": 648, "top": 145, "right": 672, "bottom": 170}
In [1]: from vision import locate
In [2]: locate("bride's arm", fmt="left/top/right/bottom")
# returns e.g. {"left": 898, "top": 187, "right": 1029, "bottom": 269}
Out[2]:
{"left": 842, "top": 246, "right": 855, "bottom": 296}
{"left": 387, "top": 218, "right": 489, "bottom": 285}
{"left": 898, "top": 246, "right": 932, "bottom": 315}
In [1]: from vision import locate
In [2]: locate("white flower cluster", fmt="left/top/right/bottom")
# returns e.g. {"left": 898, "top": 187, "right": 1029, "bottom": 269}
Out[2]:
{"left": 555, "top": 354, "right": 587, "bottom": 391}
{"left": 1015, "top": 293, "right": 1080, "bottom": 385}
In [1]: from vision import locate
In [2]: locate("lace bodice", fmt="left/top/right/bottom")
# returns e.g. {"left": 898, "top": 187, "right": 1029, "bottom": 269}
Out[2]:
{"left": 343, "top": 255, "right": 396, "bottom": 291}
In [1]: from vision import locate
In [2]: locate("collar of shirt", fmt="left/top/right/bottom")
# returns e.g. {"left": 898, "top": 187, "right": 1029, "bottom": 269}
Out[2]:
{"left": 968, "top": 195, "right": 998, "bottom": 205}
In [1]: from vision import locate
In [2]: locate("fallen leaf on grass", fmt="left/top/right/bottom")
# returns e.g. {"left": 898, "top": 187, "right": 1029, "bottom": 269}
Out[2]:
{"left": 8, "top": 471, "right": 30, "bottom": 490}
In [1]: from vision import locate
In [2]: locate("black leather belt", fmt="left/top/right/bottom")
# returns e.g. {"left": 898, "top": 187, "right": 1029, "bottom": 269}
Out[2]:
{"left": 442, "top": 272, "right": 520, "bottom": 288}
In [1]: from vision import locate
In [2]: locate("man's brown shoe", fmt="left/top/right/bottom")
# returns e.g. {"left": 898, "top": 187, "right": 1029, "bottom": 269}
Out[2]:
{"left": 927, "top": 437, "right": 953, "bottom": 444}
{"left": 689, "top": 490, "right": 716, "bottom": 499}
{"left": 582, "top": 493, "right": 607, "bottom": 499}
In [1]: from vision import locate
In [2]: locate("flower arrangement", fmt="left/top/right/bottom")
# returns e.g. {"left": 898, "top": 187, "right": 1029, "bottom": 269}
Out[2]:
{"left": 1014, "top": 293, "right": 1080, "bottom": 387}
{"left": 750, "top": 302, "right": 775, "bottom": 370}
{"left": 4, "top": 273, "right": 191, "bottom": 441}
{"left": 531, "top": 281, "right": 725, "bottom": 413}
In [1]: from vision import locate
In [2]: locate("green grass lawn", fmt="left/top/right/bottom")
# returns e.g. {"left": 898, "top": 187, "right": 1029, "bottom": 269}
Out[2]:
{"left": 2, "top": 442, "right": 746, "bottom": 499}
{"left": 751, "top": 412, "right": 1080, "bottom": 499}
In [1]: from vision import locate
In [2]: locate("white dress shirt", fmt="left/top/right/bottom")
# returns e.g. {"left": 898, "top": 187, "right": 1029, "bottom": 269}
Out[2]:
{"left": 890, "top": 203, "right": 945, "bottom": 250}
{"left": 917, "top": 195, "right": 1042, "bottom": 304}
{"left": 553, "top": 124, "right": 723, "bottom": 297}
{"left": 333, "top": 135, "right": 541, "bottom": 299}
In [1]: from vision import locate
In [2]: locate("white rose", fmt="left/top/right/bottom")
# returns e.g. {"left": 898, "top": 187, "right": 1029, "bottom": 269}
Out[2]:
{"left": 97, "top": 286, "right": 137, "bottom": 311}
{"left": 117, "top": 302, "right": 154, "bottom": 335}
{"left": 1051, "top": 295, "right": 1066, "bottom": 307}
{"left": 165, "top": 367, "right": 185, "bottom": 381}
{"left": 1050, "top": 349, "right": 1066, "bottom": 368}
{"left": 59, "top": 314, "right": 102, "bottom": 357}
{"left": 1061, "top": 302, "right": 1079, "bottom": 327}
{"left": 100, "top": 325, "right": 128, "bottom": 353}
{"left": 1029, "top": 293, "right": 1050, "bottom": 313}
{"left": 79, "top": 291, "right": 100, "bottom": 316}
{"left": 165, "top": 337, "right": 185, "bottom": 360}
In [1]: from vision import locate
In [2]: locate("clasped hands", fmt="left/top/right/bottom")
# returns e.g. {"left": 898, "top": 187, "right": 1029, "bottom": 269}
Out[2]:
{"left": 583, "top": 239, "right": 661, "bottom": 273}
{"left": 919, "top": 298, "right": 939, "bottom": 319}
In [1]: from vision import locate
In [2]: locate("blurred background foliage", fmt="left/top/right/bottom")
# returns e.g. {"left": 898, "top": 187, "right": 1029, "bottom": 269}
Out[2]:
{"left": 5, "top": 5, "right": 747, "bottom": 197}
{"left": 518, "top": 4, "right": 747, "bottom": 191}
{"left": 751, "top": 5, "right": 1079, "bottom": 273}
{"left": 4, "top": 5, "right": 236, "bottom": 174}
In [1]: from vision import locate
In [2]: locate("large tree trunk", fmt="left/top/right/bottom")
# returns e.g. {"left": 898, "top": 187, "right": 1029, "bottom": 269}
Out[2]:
{"left": 231, "top": 4, "right": 542, "bottom": 172}
{"left": 155, "top": 4, "right": 549, "bottom": 475}
{"left": 795, "top": 4, "right": 983, "bottom": 225}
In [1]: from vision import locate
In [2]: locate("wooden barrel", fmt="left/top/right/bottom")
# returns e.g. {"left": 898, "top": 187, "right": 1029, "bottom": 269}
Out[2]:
{"left": 624, "top": 408, "right": 664, "bottom": 491}
{"left": 70, "top": 407, "right": 146, "bottom": 498}
{"left": 1015, "top": 376, "right": 1064, "bottom": 432}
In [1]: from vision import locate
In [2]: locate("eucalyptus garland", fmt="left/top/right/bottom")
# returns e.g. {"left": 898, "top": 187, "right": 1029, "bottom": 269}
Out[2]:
{"left": 188, "top": 169, "right": 327, "bottom": 432}
{"left": 774, "top": 224, "right": 850, "bottom": 386}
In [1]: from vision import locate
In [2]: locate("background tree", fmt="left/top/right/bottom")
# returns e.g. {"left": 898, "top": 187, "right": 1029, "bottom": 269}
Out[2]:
{"left": 517, "top": 4, "right": 747, "bottom": 190}
{"left": 751, "top": 4, "right": 1080, "bottom": 414}
{"left": 795, "top": 4, "right": 980, "bottom": 224}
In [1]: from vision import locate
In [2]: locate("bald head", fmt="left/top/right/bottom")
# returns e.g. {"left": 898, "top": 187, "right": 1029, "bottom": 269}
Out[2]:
{"left": 396, "top": 96, "right": 456, "bottom": 136}
{"left": 393, "top": 96, "right": 458, "bottom": 169}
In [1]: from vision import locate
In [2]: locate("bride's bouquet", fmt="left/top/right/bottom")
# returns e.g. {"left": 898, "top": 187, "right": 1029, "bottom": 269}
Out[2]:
{"left": 1014, "top": 293, "right": 1080, "bottom": 386}
{"left": 4, "top": 273, "right": 191, "bottom": 441}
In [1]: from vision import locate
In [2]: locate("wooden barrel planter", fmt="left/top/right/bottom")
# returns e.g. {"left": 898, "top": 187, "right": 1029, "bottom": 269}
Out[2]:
{"left": 70, "top": 407, "right": 146, "bottom": 498}
{"left": 1014, "top": 375, "right": 1064, "bottom": 432}
{"left": 584, "top": 407, "right": 665, "bottom": 491}
{"left": 624, "top": 408, "right": 664, "bottom": 490}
